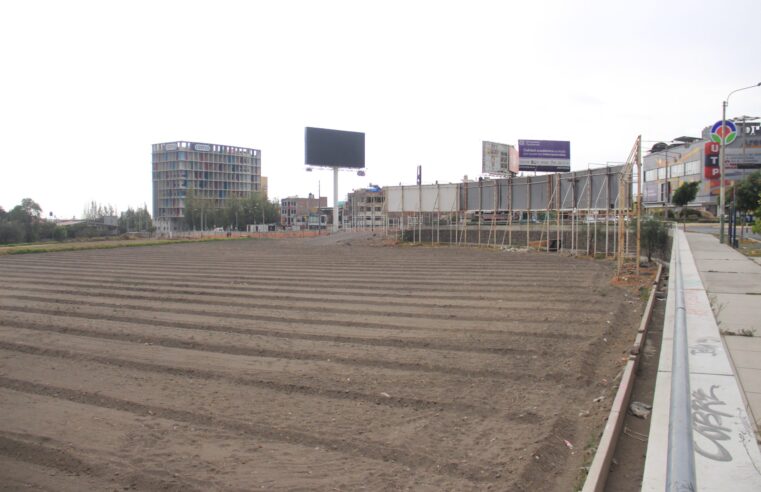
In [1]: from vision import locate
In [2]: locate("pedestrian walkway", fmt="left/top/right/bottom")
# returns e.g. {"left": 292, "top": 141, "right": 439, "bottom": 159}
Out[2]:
{"left": 642, "top": 229, "right": 761, "bottom": 491}
{"left": 685, "top": 231, "right": 761, "bottom": 439}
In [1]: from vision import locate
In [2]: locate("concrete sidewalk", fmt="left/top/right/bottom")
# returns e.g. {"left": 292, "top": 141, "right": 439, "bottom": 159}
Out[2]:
{"left": 685, "top": 231, "right": 761, "bottom": 437}
{"left": 643, "top": 230, "right": 761, "bottom": 490}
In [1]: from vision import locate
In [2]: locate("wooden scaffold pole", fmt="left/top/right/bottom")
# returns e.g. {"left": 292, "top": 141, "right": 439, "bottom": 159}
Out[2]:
{"left": 635, "top": 135, "right": 642, "bottom": 276}
{"left": 526, "top": 176, "right": 532, "bottom": 249}
{"left": 489, "top": 180, "right": 498, "bottom": 246}
{"left": 617, "top": 137, "right": 641, "bottom": 276}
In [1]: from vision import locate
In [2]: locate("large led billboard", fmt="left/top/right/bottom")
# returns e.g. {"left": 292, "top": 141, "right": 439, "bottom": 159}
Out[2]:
{"left": 305, "top": 127, "right": 365, "bottom": 169}
{"left": 518, "top": 140, "right": 571, "bottom": 172}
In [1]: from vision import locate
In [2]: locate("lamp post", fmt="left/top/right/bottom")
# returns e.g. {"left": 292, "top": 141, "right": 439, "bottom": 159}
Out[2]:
{"left": 719, "top": 82, "right": 761, "bottom": 244}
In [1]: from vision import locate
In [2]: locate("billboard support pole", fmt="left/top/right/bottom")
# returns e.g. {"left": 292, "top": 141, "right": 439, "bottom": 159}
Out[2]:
{"left": 556, "top": 174, "right": 561, "bottom": 254}
{"left": 588, "top": 169, "right": 593, "bottom": 255}
{"left": 508, "top": 178, "right": 513, "bottom": 247}
{"left": 332, "top": 167, "right": 339, "bottom": 233}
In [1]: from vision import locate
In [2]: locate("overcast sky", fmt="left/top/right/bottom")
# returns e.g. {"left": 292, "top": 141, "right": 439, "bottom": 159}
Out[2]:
{"left": 1, "top": 0, "right": 759, "bottom": 218}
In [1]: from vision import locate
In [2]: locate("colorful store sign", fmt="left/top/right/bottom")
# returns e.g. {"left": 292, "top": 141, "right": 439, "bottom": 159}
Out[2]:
{"left": 711, "top": 120, "right": 737, "bottom": 144}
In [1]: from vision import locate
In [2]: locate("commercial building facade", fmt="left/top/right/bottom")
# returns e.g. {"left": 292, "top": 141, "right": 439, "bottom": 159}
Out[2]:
{"left": 152, "top": 141, "right": 262, "bottom": 231}
{"left": 642, "top": 120, "right": 761, "bottom": 212}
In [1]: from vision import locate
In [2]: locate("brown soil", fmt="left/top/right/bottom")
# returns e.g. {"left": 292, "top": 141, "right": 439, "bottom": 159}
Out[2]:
{"left": 0, "top": 232, "right": 644, "bottom": 491}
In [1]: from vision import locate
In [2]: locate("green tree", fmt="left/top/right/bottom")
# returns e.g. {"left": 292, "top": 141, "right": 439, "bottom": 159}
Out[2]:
{"left": 20, "top": 198, "right": 42, "bottom": 218}
{"left": 118, "top": 205, "right": 153, "bottom": 233}
{"left": 52, "top": 226, "right": 68, "bottom": 241}
{"left": 180, "top": 190, "right": 279, "bottom": 231}
{"left": 82, "top": 201, "right": 116, "bottom": 221}
{"left": 225, "top": 196, "right": 243, "bottom": 231}
{"left": 206, "top": 207, "right": 222, "bottom": 229}
{"left": 8, "top": 199, "right": 42, "bottom": 242}
{"left": 240, "top": 192, "right": 279, "bottom": 227}
{"left": 37, "top": 220, "right": 56, "bottom": 241}
{"left": 182, "top": 188, "right": 207, "bottom": 230}
{"left": 0, "top": 222, "right": 24, "bottom": 243}
{"left": 0, "top": 199, "right": 64, "bottom": 243}
{"left": 265, "top": 198, "right": 280, "bottom": 224}
{"left": 671, "top": 181, "right": 700, "bottom": 207}
{"left": 752, "top": 193, "right": 761, "bottom": 235}
{"left": 731, "top": 170, "right": 761, "bottom": 213}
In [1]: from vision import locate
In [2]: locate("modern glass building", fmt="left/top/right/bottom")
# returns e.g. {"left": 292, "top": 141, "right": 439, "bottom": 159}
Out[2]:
{"left": 152, "top": 141, "right": 261, "bottom": 231}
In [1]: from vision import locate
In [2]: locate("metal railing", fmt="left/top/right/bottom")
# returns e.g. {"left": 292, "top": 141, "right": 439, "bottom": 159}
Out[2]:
{"left": 666, "top": 229, "right": 697, "bottom": 491}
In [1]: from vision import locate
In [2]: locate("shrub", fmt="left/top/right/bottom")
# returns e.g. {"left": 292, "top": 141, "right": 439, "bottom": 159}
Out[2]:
{"left": 0, "top": 222, "right": 24, "bottom": 244}
{"left": 640, "top": 217, "right": 669, "bottom": 262}
{"left": 52, "top": 226, "right": 68, "bottom": 242}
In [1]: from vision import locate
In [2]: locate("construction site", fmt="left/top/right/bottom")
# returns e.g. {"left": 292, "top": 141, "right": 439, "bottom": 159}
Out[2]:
{"left": 351, "top": 139, "right": 645, "bottom": 279}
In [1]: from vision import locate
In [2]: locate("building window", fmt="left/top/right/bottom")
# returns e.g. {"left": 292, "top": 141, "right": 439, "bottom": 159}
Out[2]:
{"left": 657, "top": 167, "right": 667, "bottom": 180}
{"left": 684, "top": 160, "right": 700, "bottom": 175}
{"left": 659, "top": 182, "right": 671, "bottom": 202}
{"left": 670, "top": 163, "right": 684, "bottom": 178}
{"left": 645, "top": 170, "right": 657, "bottom": 182}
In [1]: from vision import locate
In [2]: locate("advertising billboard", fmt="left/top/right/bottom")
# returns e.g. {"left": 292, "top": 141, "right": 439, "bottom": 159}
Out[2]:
{"left": 305, "top": 127, "right": 365, "bottom": 169}
{"left": 518, "top": 139, "right": 571, "bottom": 172}
{"left": 482, "top": 141, "right": 518, "bottom": 174}
{"left": 725, "top": 149, "right": 761, "bottom": 169}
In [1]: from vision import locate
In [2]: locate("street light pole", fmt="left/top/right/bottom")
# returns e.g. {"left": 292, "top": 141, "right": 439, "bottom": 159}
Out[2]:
{"left": 719, "top": 99, "right": 728, "bottom": 244}
{"left": 719, "top": 82, "right": 761, "bottom": 244}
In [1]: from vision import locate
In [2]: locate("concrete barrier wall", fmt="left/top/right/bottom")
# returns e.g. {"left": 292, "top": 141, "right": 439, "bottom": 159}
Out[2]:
{"left": 385, "top": 165, "right": 627, "bottom": 213}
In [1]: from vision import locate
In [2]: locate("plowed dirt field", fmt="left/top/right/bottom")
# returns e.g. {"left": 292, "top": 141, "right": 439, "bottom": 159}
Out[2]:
{"left": 0, "top": 233, "right": 643, "bottom": 491}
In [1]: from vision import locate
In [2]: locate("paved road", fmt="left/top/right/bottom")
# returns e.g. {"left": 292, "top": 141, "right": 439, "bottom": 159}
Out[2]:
{"left": 684, "top": 222, "right": 761, "bottom": 241}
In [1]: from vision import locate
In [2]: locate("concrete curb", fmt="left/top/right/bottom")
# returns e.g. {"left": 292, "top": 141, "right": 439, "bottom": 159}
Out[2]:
{"left": 581, "top": 264, "right": 662, "bottom": 492}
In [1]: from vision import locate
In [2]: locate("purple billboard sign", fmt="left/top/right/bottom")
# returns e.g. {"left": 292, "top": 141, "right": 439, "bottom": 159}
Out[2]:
{"left": 518, "top": 139, "right": 571, "bottom": 172}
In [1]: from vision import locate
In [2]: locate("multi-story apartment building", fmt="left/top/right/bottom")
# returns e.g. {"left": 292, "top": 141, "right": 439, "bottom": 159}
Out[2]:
{"left": 280, "top": 194, "right": 327, "bottom": 228}
{"left": 345, "top": 186, "right": 385, "bottom": 228}
{"left": 152, "top": 141, "right": 261, "bottom": 231}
